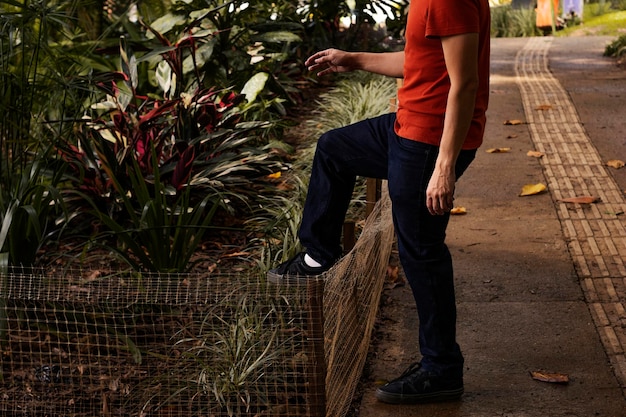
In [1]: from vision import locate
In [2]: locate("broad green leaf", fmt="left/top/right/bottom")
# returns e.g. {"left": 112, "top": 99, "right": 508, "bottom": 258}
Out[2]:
{"left": 146, "top": 13, "right": 187, "bottom": 38}
{"left": 129, "top": 55, "right": 138, "bottom": 89}
{"left": 90, "top": 100, "right": 117, "bottom": 110}
{"left": 182, "top": 39, "right": 216, "bottom": 74}
{"left": 137, "top": 45, "right": 177, "bottom": 64}
{"left": 98, "top": 129, "right": 119, "bottom": 144}
{"left": 117, "top": 82, "right": 133, "bottom": 112}
{"left": 0, "top": 201, "right": 17, "bottom": 252}
{"left": 241, "top": 72, "right": 269, "bottom": 103}
{"left": 156, "top": 60, "right": 172, "bottom": 95}
{"left": 190, "top": 8, "right": 214, "bottom": 20}
{"left": 254, "top": 31, "right": 302, "bottom": 44}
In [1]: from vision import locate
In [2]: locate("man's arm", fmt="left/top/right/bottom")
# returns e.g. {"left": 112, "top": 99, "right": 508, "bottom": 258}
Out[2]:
{"left": 426, "top": 32, "right": 480, "bottom": 216}
{"left": 305, "top": 49, "right": 405, "bottom": 78}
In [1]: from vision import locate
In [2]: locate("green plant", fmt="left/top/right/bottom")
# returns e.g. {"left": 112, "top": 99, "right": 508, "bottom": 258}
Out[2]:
{"left": 304, "top": 72, "right": 397, "bottom": 135}
{"left": 0, "top": 157, "right": 66, "bottom": 266}
{"left": 605, "top": 33, "right": 626, "bottom": 58}
{"left": 588, "top": 0, "right": 614, "bottom": 16}
{"left": 491, "top": 4, "right": 541, "bottom": 37}
{"left": 0, "top": 0, "right": 85, "bottom": 266}
{"left": 142, "top": 1, "right": 307, "bottom": 120}
{"left": 298, "top": 0, "right": 408, "bottom": 52}
{"left": 253, "top": 182, "right": 307, "bottom": 275}
{"left": 175, "top": 294, "right": 287, "bottom": 415}
{"left": 86, "top": 147, "right": 219, "bottom": 272}
{"left": 58, "top": 31, "right": 284, "bottom": 271}
{"left": 250, "top": 73, "right": 397, "bottom": 272}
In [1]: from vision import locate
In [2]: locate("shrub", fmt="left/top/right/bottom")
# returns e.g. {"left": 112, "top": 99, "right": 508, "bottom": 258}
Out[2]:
{"left": 58, "top": 35, "right": 284, "bottom": 271}
{"left": 605, "top": 33, "right": 626, "bottom": 58}
{"left": 491, "top": 4, "right": 542, "bottom": 37}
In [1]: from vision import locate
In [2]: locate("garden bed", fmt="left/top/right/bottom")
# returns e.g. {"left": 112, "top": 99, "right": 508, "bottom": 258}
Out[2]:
{"left": 0, "top": 269, "right": 325, "bottom": 416}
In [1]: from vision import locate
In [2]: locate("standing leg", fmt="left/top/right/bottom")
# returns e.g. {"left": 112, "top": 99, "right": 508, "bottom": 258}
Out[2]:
{"left": 376, "top": 133, "right": 475, "bottom": 404}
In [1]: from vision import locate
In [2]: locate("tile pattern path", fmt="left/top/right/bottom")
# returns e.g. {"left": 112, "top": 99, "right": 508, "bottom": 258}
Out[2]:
{"left": 515, "top": 36, "right": 626, "bottom": 396}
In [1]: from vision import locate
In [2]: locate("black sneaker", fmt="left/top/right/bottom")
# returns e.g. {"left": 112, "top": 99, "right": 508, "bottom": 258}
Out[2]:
{"left": 375, "top": 362, "right": 463, "bottom": 405}
{"left": 266, "top": 252, "right": 331, "bottom": 284}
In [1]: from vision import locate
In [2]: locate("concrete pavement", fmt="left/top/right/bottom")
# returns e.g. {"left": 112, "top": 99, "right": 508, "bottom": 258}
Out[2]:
{"left": 357, "top": 36, "right": 626, "bottom": 417}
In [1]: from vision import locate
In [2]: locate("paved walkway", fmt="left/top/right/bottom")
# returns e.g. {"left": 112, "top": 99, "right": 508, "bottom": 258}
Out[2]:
{"left": 357, "top": 36, "right": 626, "bottom": 417}
{"left": 517, "top": 36, "right": 626, "bottom": 395}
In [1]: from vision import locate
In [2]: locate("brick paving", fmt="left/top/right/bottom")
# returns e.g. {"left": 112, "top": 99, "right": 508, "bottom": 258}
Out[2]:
{"left": 516, "top": 35, "right": 626, "bottom": 396}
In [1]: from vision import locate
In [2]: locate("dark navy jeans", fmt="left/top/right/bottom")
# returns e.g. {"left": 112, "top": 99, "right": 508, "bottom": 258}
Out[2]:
{"left": 299, "top": 112, "right": 476, "bottom": 377}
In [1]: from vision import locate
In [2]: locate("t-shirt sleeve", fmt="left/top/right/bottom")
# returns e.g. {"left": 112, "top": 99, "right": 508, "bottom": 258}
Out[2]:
{"left": 425, "top": 0, "right": 481, "bottom": 38}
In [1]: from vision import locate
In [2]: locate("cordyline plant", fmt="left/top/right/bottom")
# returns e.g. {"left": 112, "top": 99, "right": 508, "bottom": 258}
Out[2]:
{"left": 60, "top": 31, "right": 282, "bottom": 272}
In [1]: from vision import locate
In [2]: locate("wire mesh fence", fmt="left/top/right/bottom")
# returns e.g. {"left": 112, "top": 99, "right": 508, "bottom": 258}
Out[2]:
{"left": 0, "top": 186, "right": 394, "bottom": 417}
{"left": 0, "top": 270, "right": 326, "bottom": 416}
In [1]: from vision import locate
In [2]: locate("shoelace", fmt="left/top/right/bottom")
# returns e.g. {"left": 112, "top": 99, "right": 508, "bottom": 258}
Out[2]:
{"left": 388, "top": 362, "right": 424, "bottom": 383}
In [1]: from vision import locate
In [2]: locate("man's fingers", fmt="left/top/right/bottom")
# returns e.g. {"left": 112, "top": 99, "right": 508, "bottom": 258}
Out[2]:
{"left": 307, "top": 58, "right": 331, "bottom": 73}
{"left": 305, "top": 51, "right": 327, "bottom": 67}
{"left": 427, "top": 194, "right": 453, "bottom": 216}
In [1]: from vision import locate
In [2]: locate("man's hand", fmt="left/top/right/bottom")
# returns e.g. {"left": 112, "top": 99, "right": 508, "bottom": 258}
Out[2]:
{"left": 426, "top": 167, "right": 456, "bottom": 216}
{"left": 305, "top": 49, "right": 358, "bottom": 77}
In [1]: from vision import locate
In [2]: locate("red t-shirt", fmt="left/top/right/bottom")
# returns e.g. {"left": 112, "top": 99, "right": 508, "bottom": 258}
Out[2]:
{"left": 395, "top": 0, "right": 490, "bottom": 150}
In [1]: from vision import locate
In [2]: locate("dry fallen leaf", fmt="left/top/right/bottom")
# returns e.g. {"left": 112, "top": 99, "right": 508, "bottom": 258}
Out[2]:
{"left": 503, "top": 119, "right": 523, "bottom": 125}
{"left": 276, "top": 180, "right": 295, "bottom": 191}
{"left": 450, "top": 206, "right": 467, "bottom": 215}
{"left": 558, "top": 196, "right": 600, "bottom": 204}
{"left": 520, "top": 183, "right": 547, "bottom": 196}
{"left": 530, "top": 370, "right": 569, "bottom": 384}
{"left": 507, "top": 134, "right": 518, "bottom": 139}
{"left": 607, "top": 159, "right": 625, "bottom": 169}
{"left": 385, "top": 265, "right": 404, "bottom": 288}
{"left": 527, "top": 150, "right": 545, "bottom": 158}
{"left": 223, "top": 251, "right": 250, "bottom": 258}
{"left": 486, "top": 147, "right": 511, "bottom": 153}
{"left": 83, "top": 270, "right": 101, "bottom": 282}
{"left": 386, "top": 265, "right": 399, "bottom": 282}
{"left": 535, "top": 104, "right": 553, "bottom": 111}
{"left": 267, "top": 171, "right": 282, "bottom": 179}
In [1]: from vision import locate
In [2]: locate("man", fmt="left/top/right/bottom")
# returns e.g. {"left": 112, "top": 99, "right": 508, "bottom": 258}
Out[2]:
{"left": 267, "top": 0, "right": 490, "bottom": 405}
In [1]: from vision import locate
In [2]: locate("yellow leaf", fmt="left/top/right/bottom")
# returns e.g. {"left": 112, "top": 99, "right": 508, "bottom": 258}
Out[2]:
{"left": 268, "top": 171, "right": 282, "bottom": 179}
{"left": 535, "top": 104, "right": 553, "bottom": 111}
{"left": 486, "top": 147, "right": 511, "bottom": 153}
{"left": 558, "top": 196, "right": 600, "bottom": 204}
{"left": 504, "top": 119, "right": 523, "bottom": 125}
{"left": 450, "top": 206, "right": 467, "bottom": 215}
{"left": 527, "top": 150, "right": 545, "bottom": 158}
{"left": 520, "top": 183, "right": 547, "bottom": 196}
{"left": 607, "top": 159, "right": 625, "bottom": 169}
